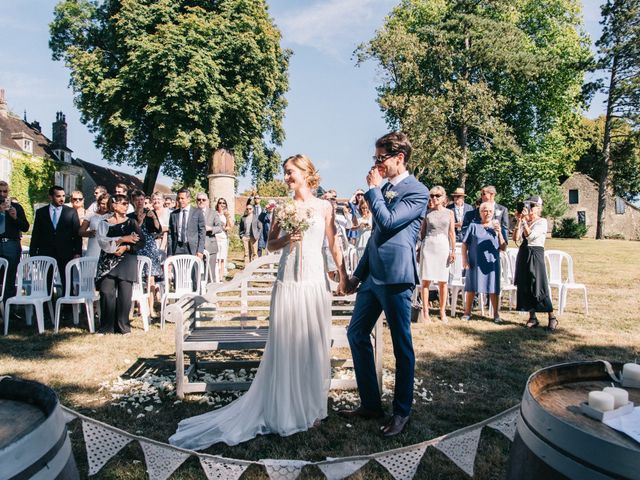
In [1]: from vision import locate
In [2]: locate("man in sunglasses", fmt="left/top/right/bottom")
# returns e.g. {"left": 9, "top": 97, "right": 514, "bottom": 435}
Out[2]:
{"left": 340, "top": 132, "right": 429, "bottom": 438}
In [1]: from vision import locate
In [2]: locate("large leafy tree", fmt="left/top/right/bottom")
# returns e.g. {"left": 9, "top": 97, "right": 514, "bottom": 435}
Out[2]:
{"left": 357, "top": 0, "right": 591, "bottom": 206}
{"left": 593, "top": 0, "right": 640, "bottom": 238}
{"left": 50, "top": 0, "right": 289, "bottom": 192}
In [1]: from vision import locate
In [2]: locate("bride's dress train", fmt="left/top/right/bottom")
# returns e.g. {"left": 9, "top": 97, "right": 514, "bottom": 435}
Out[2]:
{"left": 169, "top": 203, "right": 332, "bottom": 449}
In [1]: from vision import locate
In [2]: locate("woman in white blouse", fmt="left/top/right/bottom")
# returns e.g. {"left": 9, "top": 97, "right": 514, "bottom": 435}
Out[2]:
{"left": 512, "top": 196, "right": 558, "bottom": 331}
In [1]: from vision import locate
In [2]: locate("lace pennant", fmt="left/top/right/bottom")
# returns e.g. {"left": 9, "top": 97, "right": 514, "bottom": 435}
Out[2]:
{"left": 317, "top": 459, "right": 369, "bottom": 480}
{"left": 434, "top": 428, "right": 482, "bottom": 477}
{"left": 199, "top": 456, "right": 248, "bottom": 480}
{"left": 262, "top": 459, "right": 310, "bottom": 480}
{"left": 82, "top": 420, "right": 132, "bottom": 475}
{"left": 139, "top": 440, "right": 190, "bottom": 480}
{"left": 488, "top": 409, "right": 519, "bottom": 441}
{"left": 375, "top": 444, "right": 427, "bottom": 480}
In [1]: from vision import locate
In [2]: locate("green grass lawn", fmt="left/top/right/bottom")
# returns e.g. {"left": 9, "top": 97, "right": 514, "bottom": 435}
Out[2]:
{"left": 2, "top": 238, "right": 639, "bottom": 479}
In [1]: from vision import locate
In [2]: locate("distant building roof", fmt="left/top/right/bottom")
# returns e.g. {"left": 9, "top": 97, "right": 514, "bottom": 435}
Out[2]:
{"left": 73, "top": 158, "right": 171, "bottom": 194}
{"left": 0, "top": 113, "right": 57, "bottom": 158}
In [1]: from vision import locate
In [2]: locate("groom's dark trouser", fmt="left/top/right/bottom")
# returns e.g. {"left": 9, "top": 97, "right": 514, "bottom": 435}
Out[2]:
{"left": 347, "top": 278, "right": 415, "bottom": 417}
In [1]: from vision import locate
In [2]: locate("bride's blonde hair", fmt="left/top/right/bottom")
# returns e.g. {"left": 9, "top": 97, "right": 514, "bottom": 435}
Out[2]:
{"left": 283, "top": 154, "right": 321, "bottom": 190}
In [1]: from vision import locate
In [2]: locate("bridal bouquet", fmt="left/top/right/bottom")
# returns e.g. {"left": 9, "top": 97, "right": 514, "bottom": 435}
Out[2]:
{"left": 274, "top": 199, "right": 313, "bottom": 235}
{"left": 275, "top": 199, "right": 313, "bottom": 280}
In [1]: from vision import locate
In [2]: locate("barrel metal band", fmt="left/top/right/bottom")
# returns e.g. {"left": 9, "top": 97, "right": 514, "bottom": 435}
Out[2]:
{"left": 7, "top": 427, "right": 69, "bottom": 480}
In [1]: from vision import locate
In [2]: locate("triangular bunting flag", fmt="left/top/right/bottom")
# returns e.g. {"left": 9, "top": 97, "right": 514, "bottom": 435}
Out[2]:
{"left": 262, "top": 459, "right": 310, "bottom": 480}
{"left": 199, "top": 456, "right": 248, "bottom": 480}
{"left": 82, "top": 420, "right": 132, "bottom": 475}
{"left": 434, "top": 428, "right": 482, "bottom": 477}
{"left": 488, "top": 409, "right": 519, "bottom": 441}
{"left": 139, "top": 440, "right": 190, "bottom": 480}
{"left": 317, "top": 459, "right": 369, "bottom": 480}
{"left": 61, "top": 408, "right": 78, "bottom": 424}
{"left": 375, "top": 444, "right": 427, "bottom": 480}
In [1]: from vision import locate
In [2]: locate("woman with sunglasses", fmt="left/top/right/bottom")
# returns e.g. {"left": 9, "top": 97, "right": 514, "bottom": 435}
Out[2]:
{"left": 95, "top": 194, "right": 144, "bottom": 334}
{"left": 80, "top": 192, "right": 112, "bottom": 257}
{"left": 418, "top": 186, "right": 456, "bottom": 323}
{"left": 214, "top": 198, "right": 232, "bottom": 281}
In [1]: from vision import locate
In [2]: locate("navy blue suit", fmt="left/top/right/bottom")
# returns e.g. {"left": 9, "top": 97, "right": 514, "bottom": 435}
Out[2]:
{"left": 348, "top": 175, "right": 428, "bottom": 417}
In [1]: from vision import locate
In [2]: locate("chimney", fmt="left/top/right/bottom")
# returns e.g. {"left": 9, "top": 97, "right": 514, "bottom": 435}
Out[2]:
{"left": 0, "top": 89, "right": 7, "bottom": 118}
{"left": 30, "top": 120, "right": 41, "bottom": 132}
{"left": 52, "top": 111, "right": 67, "bottom": 148}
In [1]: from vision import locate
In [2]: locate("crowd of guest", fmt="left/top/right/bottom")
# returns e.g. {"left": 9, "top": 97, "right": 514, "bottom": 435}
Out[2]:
{"left": 0, "top": 177, "right": 557, "bottom": 334}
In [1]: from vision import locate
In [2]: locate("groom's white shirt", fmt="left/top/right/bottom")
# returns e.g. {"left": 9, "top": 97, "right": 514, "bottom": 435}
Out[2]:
{"left": 371, "top": 170, "right": 409, "bottom": 190}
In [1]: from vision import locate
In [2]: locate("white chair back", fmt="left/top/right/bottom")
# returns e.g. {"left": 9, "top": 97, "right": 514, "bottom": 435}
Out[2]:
{"left": 18, "top": 256, "right": 56, "bottom": 299}
{"left": 544, "top": 249, "right": 567, "bottom": 285}
{"left": 134, "top": 256, "right": 152, "bottom": 296}
{"left": 164, "top": 255, "right": 202, "bottom": 295}
{"left": 500, "top": 251, "right": 513, "bottom": 286}
{"left": 448, "top": 245, "right": 465, "bottom": 285}
{"left": 64, "top": 257, "right": 99, "bottom": 297}
{"left": 0, "top": 257, "right": 8, "bottom": 301}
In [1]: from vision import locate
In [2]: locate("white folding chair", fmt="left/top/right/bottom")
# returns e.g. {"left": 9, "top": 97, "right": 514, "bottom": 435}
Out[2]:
{"left": 54, "top": 257, "right": 99, "bottom": 333}
{"left": 448, "top": 245, "right": 466, "bottom": 317}
{"left": 499, "top": 251, "right": 517, "bottom": 310}
{"left": 132, "top": 256, "right": 152, "bottom": 331}
{"left": 161, "top": 255, "right": 203, "bottom": 329}
{"left": 545, "top": 250, "right": 588, "bottom": 315}
{"left": 200, "top": 250, "right": 215, "bottom": 294}
{"left": 4, "top": 256, "right": 56, "bottom": 335}
{"left": 0, "top": 258, "right": 8, "bottom": 320}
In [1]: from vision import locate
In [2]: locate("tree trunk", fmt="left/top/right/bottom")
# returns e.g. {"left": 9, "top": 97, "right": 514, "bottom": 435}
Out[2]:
{"left": 457, "top": 123, "right": 469, "bottom": 189}
{"left": 142, "top": 163, "right": 161, "bottom": 195}
{"left": 597, "top": 55, "right": 618, "bottom": 240}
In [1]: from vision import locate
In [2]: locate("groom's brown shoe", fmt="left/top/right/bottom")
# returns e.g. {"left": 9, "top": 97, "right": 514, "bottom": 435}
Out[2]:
{"left": 338, "top": 406, "right": 385, "bottom": 420}
{"left": 381, "top": 415, "right": 410, "bottom": 437}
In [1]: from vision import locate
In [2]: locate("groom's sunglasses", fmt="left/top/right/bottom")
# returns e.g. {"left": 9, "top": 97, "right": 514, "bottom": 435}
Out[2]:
{"left": 372, "top": 153, "right": 396, "bottom": 164}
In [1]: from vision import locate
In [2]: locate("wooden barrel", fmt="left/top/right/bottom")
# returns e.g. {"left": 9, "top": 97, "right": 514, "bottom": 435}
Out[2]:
{"left": 507, "top": 361, "right": 640, "bottom": 480}
{"left": 0, "top": 377, "right": 79, "bottom": 480}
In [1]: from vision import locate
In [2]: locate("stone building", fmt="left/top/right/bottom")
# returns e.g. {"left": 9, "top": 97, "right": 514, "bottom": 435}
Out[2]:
{"left": 208, "top": 149, "right": 236, "bottom": 217}
{"left": 560, "top": 172, "right": 640, "bottom": 240}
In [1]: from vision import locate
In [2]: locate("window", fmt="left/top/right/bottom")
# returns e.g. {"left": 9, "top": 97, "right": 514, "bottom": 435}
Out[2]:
{"left": 23, "top": 139, "right": 33, "bottom": 153}
{"left": 615, "top": 197, "right": 625, "bottom": 215}
{"left": 577, "top": 211, "right": 586, "bottom": 225}
{"left": 0, "top": 158, "right": 11, "bottom": 182}
{"left": 568, "top": 189, "right": 579, "bottom": 204}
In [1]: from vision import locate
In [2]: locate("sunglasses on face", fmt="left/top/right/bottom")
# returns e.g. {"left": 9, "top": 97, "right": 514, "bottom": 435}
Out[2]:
{"left": 430, "top": 194, "right": 442, "bottom": 198}
{"left": 72, "top": 197, "right": 84, "bottom": 201}
{"left": 197, "top": 198, "right": 207, "bottom": 202}
{"left": 372, "top": 153, "right": 396, "bottom": 164}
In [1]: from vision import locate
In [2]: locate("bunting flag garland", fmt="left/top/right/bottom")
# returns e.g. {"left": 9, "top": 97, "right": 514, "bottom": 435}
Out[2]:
{"left": 56, "top": 404, "right": 520, "bottom": 480}
{"left": 488, "top": 409, "right": 519, "bottom": 441}
{"left": 199, "top": 456, "right": 249, "bottom": 480}
{"left": 375, "top": 444, "right": 428, "bottom": 480}
{"left": 82, "top": 420, "right": 133, "bottom": 475}
{"left": 316, "top": 458, "right": 369, "bottom": 480}
{"left": 139, "top": 440, "right": 191, "bottom": 480}
{"left": 262, "top": 459, "right": 310, "bottom": 480}
{"left": 433, "top": 427, "right": 482, "bottom": 477}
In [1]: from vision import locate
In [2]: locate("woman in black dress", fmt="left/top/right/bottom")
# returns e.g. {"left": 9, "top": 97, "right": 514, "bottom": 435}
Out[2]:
{"left": 512, "top": 196, "right": 558, "bottom": 331}
{"left": 96, "top": 194, "right": 144, "bottom": 334}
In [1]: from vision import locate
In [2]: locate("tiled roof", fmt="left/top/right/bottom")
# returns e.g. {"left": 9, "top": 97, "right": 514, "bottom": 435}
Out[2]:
{"left": 0, "top": 113, "right": 56, "bottom": 158}
{"left": 73, "top": 158, "right": 171, "bottom": 194}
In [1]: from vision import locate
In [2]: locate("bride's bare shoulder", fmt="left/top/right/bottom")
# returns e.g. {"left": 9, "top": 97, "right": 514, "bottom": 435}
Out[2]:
{"left": 316, "top": 198, "right": 332, "bottom": 216}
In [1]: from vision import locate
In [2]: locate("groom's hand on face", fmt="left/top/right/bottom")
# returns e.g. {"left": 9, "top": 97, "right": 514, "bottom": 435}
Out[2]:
{"left": 367, "top": 167, "right": 383, "bottom": 188}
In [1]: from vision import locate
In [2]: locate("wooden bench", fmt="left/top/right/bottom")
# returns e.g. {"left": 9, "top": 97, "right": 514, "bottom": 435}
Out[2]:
{"left": 165, "top": 254, "right": 384, "bottom": 398}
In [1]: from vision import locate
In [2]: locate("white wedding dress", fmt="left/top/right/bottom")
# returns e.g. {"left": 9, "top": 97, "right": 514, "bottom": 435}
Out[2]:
{"left": 169, "top": 202, "right": 332, "bottom": 449}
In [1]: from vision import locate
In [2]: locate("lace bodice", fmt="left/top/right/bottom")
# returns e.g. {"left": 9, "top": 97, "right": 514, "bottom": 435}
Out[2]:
{"left": 277, "top": 201, "right": 329, "bottom": 284}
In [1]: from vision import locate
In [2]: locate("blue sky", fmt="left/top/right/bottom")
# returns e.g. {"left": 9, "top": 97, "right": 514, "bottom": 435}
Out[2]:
{"left": 0, "top": 0, "right": 604, "bottom": 196}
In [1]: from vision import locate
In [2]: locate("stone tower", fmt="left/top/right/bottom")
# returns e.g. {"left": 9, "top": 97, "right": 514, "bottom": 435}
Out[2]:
{"left": 208, "top": 149, "right": 236, "bottom": 217}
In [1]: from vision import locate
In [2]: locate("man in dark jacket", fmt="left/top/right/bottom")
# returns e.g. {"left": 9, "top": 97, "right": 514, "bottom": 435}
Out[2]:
{"left": 30, "top": 185, "right": 82, "bottom": 288}
{"left": 0, "top": 181, "right": 29, "bottom": 299}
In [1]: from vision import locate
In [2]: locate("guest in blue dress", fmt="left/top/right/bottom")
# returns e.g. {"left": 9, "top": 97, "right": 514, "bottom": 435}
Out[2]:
{"left": 461, "top": 202, "right": 507, "bottom": 322}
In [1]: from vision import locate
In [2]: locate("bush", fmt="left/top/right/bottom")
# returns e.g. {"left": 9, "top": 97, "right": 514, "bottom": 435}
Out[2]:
{"left": 552, "top": 218, "right": 588, "bottom": 239}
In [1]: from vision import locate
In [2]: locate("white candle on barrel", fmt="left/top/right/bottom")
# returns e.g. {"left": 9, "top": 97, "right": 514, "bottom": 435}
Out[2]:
{"left": 623, "top": 363, "right": 640, "bottom": 382}
{"left": 588, "top": 391, "right": 615, "bottom": 412}
{"left": 603, "top": 387, "right": 629, "bottom": 408}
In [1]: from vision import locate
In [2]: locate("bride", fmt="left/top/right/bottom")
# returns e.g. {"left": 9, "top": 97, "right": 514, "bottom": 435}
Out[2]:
{"left": 169, "top": 154, "right": 348, "bottom": 449}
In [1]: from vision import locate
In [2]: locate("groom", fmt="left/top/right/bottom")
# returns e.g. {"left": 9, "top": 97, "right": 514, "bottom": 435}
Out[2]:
{"left": 340, "top": 132, "right": 428, "bottom": 437}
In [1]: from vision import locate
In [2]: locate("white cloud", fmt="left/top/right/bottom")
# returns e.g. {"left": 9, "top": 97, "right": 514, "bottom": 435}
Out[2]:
{"left": 277, "top": 0, "right": 395, "bottom": 58}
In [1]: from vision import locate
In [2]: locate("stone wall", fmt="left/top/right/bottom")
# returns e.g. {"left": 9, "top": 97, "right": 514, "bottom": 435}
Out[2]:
{"left": 560, "top": 173, "right": 640, "bottom": 240}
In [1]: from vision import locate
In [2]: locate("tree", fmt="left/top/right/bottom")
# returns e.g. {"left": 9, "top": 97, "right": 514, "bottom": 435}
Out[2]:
{"left": 593, "top": 0, "right": 640, "bottom": 238}
{"left": 357, "top": 0, "right": 591, "bottom": 205}
{"left": 50, "top": 0, "right": 289, "bottom": 193}
{"left": 575, "top": 115, "right": 640, "bottom": 201}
